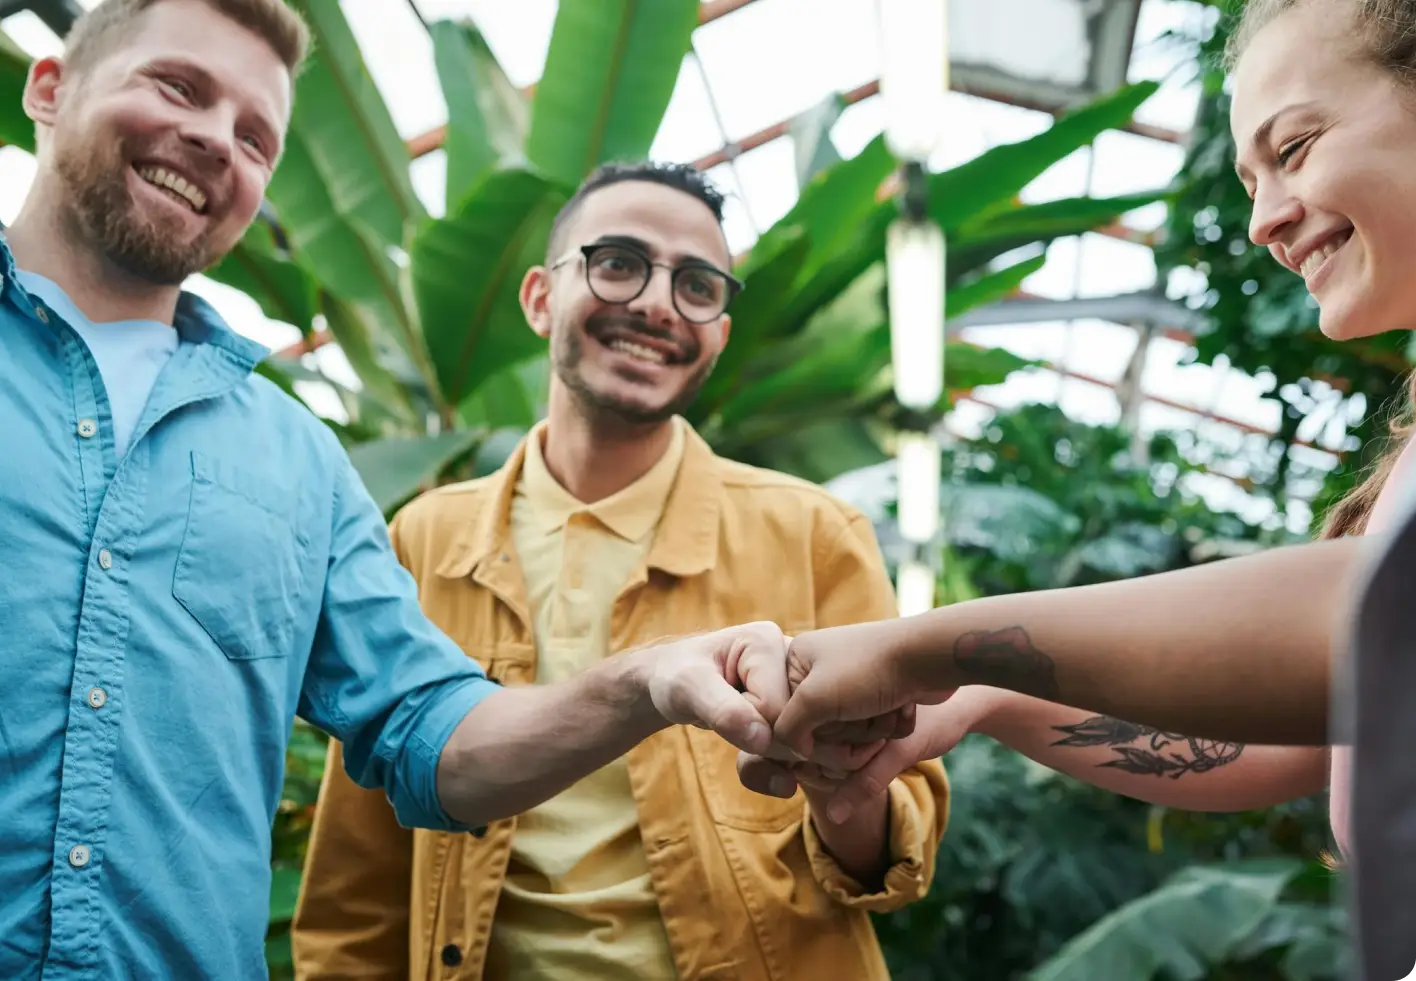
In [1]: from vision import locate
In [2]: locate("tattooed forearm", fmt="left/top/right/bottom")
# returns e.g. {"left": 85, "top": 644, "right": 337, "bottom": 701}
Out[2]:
{"left": 952, "top": 626, "right": 1061, "bottom": 701}
{"left": 1050, "top": 715, "right": 1245, "bottom": 778}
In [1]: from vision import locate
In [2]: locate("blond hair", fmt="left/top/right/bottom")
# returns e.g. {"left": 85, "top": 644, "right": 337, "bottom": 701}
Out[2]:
{"left": 64, "top": 0, "right": 310, "bottom": 76}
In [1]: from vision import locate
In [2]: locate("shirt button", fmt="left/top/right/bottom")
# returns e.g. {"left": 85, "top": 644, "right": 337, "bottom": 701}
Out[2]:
{"left": 441, "top": 944, "right": 462, "bottom": 967}
{"left": 97, "top": 548, "right": 113, "bottom": 570}
{"left": 87, "top": 687, "right": 107, "bottom": 709}
{"left": 35, "top": 306, "right": 49, "bottom": 324}
{"left": 77, "top": 419, "right": 97, "bottom": 439}
{"left": 68, "top": 845, "right": 90, "bottom": 868}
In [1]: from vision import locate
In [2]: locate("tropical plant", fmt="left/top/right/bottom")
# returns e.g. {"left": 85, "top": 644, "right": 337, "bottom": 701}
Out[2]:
{"left": 861, "top": 402, "right": 1337, "bottom": 981}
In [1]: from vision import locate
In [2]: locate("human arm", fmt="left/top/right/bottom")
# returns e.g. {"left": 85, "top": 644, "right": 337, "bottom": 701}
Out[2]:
{"left": 290, "top": 739, "right": 413, "bottom": 980}
{"left": 775, "top": 534, "right": 1373, "bottom": 760}
{"left": 810, "top": 687, "right": 1328, "bottom": 825}
{"left": 298, "top": 454, "right": 789, "bottom": 833}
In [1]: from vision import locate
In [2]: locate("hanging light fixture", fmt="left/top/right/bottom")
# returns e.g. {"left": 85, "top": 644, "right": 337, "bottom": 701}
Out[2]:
{"left": 880, "top": 0, "right": 948, "bottom": 617}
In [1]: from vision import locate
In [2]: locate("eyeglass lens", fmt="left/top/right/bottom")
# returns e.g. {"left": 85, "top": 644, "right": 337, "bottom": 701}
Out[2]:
{"left": 585, "top": 245, "right": 729, "bottom": 321}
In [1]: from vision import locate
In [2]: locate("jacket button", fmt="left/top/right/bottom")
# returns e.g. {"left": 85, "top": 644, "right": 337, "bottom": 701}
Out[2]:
{"left": 441, "top": 944, "right": 462, "bottom": 967}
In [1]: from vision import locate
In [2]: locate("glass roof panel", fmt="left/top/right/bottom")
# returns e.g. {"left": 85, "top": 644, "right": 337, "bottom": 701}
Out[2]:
{"left": 651, "top": 59, "right": 728, "bottom": 165}
{"left": 1, "top": 10, "right": 60, "bottom": 58}
{"left": 949, "top": 0, "right": 1092, "bottom": 88}
{"left": 1057, "top": 319, "right": 1143, "bottom": 384}
{"left": 414, "top": 0, "right": 558, "bottom": 88}
{"left": 1127, "top": 0, "right": 1210, "bottom": 133}
{"left": 693, "top": 0, "right": 880, "bottom": 144}
{"left": 342, "top": 1, "right": 446, "bottom": 140}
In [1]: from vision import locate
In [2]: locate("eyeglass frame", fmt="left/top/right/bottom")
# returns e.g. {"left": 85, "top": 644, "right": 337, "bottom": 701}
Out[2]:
{"left": 548, "top": 239, "right": 744, "bottom": 324}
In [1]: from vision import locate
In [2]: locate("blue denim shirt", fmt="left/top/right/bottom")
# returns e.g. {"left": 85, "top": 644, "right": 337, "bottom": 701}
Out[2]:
{"left": 0, "top": 237, "right": 500, "bottom": 980}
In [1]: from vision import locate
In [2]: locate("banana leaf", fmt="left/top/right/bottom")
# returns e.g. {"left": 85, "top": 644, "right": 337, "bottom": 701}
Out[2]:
{"left": 431, "top": 19, "right": 529, "bottom": 212}
{"left": 409, "top": 167, "right": 565, "bottom": 407}
{"left": 525, "top": 0, "right": 699, "bottom": 188}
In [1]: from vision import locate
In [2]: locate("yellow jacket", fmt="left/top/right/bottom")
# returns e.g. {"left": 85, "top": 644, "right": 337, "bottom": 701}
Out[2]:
{"left": 291, "top": 426, "right": 949, "bottom": 981}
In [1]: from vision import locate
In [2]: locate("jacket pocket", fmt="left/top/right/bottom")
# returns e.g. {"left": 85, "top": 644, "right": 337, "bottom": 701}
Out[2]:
{"left": 686, "top": 726, "right": 802, "bottom": 832}
{"left": 172, "top": 451, "right": 307, "bottom": 661}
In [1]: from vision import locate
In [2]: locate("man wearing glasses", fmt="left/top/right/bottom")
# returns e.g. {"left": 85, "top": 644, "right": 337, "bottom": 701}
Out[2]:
{"left": 291, "top": 161, "right": 949, "bottom": 981}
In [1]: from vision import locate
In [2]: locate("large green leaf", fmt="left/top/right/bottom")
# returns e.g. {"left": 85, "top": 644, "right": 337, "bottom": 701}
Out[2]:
{"left": 947, "top": 251, "right": 1047, "bottom": 318}
{"left": 779, "top": 83, "right": 1160, "bottom": 333}
{"left": 726, "top": 416, "right": 889, "bottom": 485}
{"left": 944, "top": 341, "right": 1039, "bottom": 393}
{"left": 1029, "top": 859, "right": 1302, "bottom": 981}
{"left": 715, "top": 316, "right": 889, "bottom": 427}
{"left": 457, "top": 356, "right": 548, "bottom": 431}
{"left": 280, "top": 0, "right": 425, "bottom": 247}
{"left": 0, "top": 30, "right": 32, "bottom": 152}
{"left": 745, "top": 133, "right": 895, "bottom": 285}
{"left": 410, "top": 167, "right": 565, "bottom": 406}
{"left": 525, "top": 0, "right": 699, "bottom": 187}
{"left": 265, "top": 122, "right": 423, "bottom": 385}
{"left": 206, "top": 223, "right": 319, "bottom": 335}
{"left": 318, "top": 291, "right": 417, "bottom": 421}
{"left": 431, "top": 20, "right": 530, "bottom": 212}
{"left": 952, "top": 191, "right": 1169, "bottom": 269}
{"left": 932, "top": 80, "right": 1159, "bottom": 232}
{"left": 348, "top": 428, "right": 485, "bottom": 516}
{"left": 689, "top": 226, "right": 812, "bottom": 417}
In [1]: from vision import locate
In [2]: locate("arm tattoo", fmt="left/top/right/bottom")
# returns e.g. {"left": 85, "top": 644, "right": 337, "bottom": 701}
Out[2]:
{"left": 952, "top": 626, "right": 1061, "bottom": 701}
{"left": 1050, "top": 716, "right": 1245, "bottom": 778}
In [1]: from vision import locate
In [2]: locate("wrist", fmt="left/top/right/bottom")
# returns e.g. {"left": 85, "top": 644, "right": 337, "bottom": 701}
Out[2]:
{"left": 888, "top": 609, "right": 961, "bottom": 699}
{"left": 613, "top": 645, "right": 672, "bottom": 740}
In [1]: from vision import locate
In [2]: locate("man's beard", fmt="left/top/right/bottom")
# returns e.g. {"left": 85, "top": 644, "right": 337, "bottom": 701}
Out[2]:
{"left": 53, "top": 131, "right": 224, "bottom": 286}
{"left": 552, "top": 316, "right": 716, "bottom": 426}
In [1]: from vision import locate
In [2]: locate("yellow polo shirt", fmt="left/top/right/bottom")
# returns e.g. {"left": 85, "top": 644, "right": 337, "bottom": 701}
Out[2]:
{"left": 483, "top": 418, "right": 686, "bottom": 979}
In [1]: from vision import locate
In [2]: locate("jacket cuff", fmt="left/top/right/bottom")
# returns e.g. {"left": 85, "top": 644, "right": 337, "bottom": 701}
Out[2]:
{"left": 801, "top": 778, "right": 930, "bottom": 912}
{"left": 387, "top": 676, "right": 502, "bottom": 834}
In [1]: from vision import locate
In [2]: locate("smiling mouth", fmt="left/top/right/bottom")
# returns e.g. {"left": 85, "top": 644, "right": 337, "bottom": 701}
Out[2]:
{"left": 134, "top": 164, "right": 208, "bottom": 215}
{"left": 606, "top": 336, "right": 670, "bottom": 365}
{"left": 1298, "top": 229, "right": 1352, "bottom": 283}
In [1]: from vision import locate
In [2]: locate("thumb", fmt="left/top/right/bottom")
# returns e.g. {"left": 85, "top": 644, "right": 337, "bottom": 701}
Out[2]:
{"left": 820, "top": 729, "right": 938, "bottom": 825}
{"left": 773, "top": 673, "right": 835, "bottom": 761}
{"left": 676, "top": 669, "right": 774, "bottom": 755}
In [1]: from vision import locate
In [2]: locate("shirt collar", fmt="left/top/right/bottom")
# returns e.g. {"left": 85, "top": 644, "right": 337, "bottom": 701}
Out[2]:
{"left": 0, "top": 230, "right": 270, "bottom": 371}
{"left": 518, "top": 416, "right": 687, "bottom": 542}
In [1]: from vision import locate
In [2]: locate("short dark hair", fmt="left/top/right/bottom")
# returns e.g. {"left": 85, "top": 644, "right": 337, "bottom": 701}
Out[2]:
{"left": 546, "top": 161, "right": 727, "bottom": 263}
{"left": 65, "top": 0, "right": 310, "bottom": 77}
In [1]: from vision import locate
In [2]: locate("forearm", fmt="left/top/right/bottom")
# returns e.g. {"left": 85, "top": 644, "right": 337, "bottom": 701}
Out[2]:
{"left": 804, "top": 787, "right": 890, "bottom": 889}
{"left": 969, "top": 688, "right": 1330, "bottom": 811}
{"left": 435, "top": 649, "right": 663, "bottom": 827}
{"left": 894, "top": 537, "right": 1366, "bottom": 745}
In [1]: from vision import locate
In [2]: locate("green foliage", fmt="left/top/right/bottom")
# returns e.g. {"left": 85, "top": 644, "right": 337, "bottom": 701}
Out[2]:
{"left": 0, "top": 29, "right": 33, "bottom": 152}
{"left": 871, "top": 402, "right": 1336, "bottom": 980}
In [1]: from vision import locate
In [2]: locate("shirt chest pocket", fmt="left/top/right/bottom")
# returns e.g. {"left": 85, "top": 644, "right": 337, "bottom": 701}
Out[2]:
{"left": 172, "top": 452, "right": 308, "bottom": 661}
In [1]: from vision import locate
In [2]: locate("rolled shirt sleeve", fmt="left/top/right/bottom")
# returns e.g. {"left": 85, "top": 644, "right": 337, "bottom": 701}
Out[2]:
{"left": 296, "top": 455, "right": 500, "bottom": 833}
{"left": 800, "top": 762, "right": 950, "bottom": 912}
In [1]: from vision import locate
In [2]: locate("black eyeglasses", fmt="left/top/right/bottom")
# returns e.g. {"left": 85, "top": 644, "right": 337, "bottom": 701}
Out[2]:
{"left": 550, "top": 242, "right": 742, "bottom": 323}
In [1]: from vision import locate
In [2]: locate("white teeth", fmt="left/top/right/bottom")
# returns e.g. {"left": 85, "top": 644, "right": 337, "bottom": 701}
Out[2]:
{"left": 136, "top": 165, "right": 207, "bottom": 213}
{"left": 608, "top": 338, "right": 667, "bottom": 364}
{"left": 1299, "top": 237, "right": 1346, "bottom": 281}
